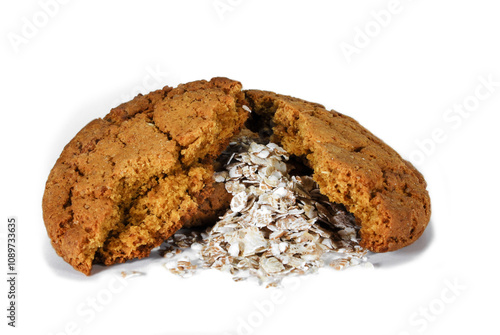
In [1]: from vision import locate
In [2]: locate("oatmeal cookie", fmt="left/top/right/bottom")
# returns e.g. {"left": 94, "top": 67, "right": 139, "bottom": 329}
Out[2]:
{"left": 42, "top": 78, "right": 248, "bottom": 275}
{"left": 43, "top": 77, "right": 430, "bottom": 275}
{"left": 244, "top": 90, "right": 431, "bottom": 252}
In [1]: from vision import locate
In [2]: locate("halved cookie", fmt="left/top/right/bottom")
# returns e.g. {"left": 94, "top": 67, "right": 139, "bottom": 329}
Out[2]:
{"left": 43, "top": 78, "right": 248, "bottom": 275}
{"left": 244, "top": 90, "right": 431, "bottom": 252}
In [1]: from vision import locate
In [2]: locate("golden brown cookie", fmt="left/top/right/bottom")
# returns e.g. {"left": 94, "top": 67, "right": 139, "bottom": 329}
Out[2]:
{"left": 43, "top": 78, "right": 248, "bottom": 275}
{"left": 43, "top": 77, "right": 430, "bottom": 275}
{"left": 244, "top": 90, "right": 431, "bottom": 252}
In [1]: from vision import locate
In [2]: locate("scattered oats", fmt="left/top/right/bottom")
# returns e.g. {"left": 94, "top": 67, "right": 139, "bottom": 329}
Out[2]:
{"left": 227, "top": 152, "right": 236, "bottom": 165}
{"left": 265, "top": 282, "right": 279, "bottom": 289}
{"left": 214, "top": 171, "right": 228, "bottom": 183}
{"left": 120, "top": 271, "right": 145, "bottom": 279}
{"left": 242, "top": 105, "right": 252, "bottom": 113}
{"left": 257, "top": 149, "right": 270, "bottom": 159}
{"left": 241, "top": 227, "right": 268, "bottom": 256}
{"left": 228, "top": 242, "right": 241, "bottom": 257}
{"left": 261, "top": 257, "right": 285, "bottom": 274}
{"left": 329, "top": 258, "right": 351, "bottom": 271}
{"left": 162, "top": 137, "right": 370, "bottom": 285}
{"left": 164, "top": 258, "right": 197, "bottom": 278}
{"left": 230, "top": 191, "right": 248, "bottom": 213}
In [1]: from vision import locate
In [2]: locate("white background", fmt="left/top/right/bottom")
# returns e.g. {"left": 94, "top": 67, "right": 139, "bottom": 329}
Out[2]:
{"left": 1, "top": 1, "right": 499, "bottom": 334}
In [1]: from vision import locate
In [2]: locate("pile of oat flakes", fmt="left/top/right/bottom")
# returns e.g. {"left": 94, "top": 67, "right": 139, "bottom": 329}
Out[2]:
{"left": 162, "top": 138, "right": 372, "bottom": 286}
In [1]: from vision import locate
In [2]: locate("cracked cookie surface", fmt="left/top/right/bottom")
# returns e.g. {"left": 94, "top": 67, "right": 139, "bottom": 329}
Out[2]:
{"left": 244, "top": 90, "right": 431, "bottom": 252}
{"left": 43, "top": 78, "right": 248, "bottom": 275}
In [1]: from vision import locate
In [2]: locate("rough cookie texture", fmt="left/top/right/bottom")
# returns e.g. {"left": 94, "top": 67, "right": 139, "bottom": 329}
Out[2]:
{"left": 244, "top": 90, "right": 431, "bottom": 252}
{"left": 43, "top": 77, "right": 431, "bottom": 275}
{"left": 43, "top": 78, "right": 248, "bottom": 275}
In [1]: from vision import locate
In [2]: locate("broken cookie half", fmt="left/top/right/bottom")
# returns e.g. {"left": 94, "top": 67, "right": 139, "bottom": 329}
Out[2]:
{"left": 42, "top": 77, "right": 431, "bottom": 275}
